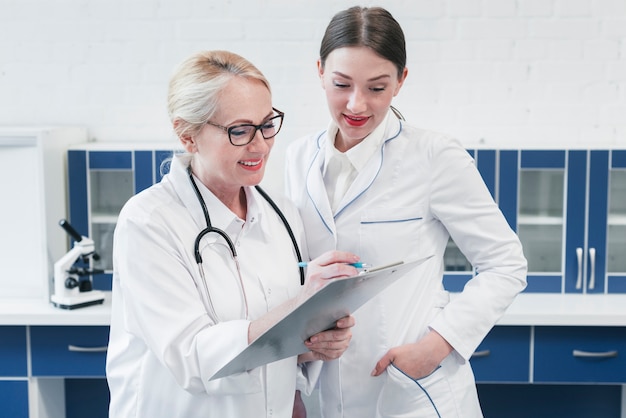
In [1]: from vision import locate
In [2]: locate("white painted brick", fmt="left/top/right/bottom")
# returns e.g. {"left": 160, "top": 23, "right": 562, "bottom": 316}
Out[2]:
{"left": 607, "top": 62, "right": 626, "bottom": 80}
{"left": 519, "top": 0, "right": 555, "bottom": 17}
{"left": 529, "top": 104, "right": 599, "bottom": 125}
{"left": 555, "top": 0, "right": 592, "bottom": 16}
{"left": 484, "top": 0, "right": 518, "bottom": 17}
{"left": 394, "top": 0, "right": 445, "bottom": 18}
{"left": 582, "top": 82, "right": 620, "bottom": 102}
{"left": 458, "top": 19, "right": 528, "bottom": 39}
{"left": 548, "top": 40, "right": 583, "bottom": 59}
{"left": 496, "top": 63, "right": 531, "bottom": 82}
{"left": 584, "top": 40, "right": 620, "bottom": 60}
{"left": 244, "top": 19, "right": 322, "bottom": 41}
{"left": 410, "top": 41, "right": 443, "bottom": 61}
{"left": 477, "top": 40, "right": 514, "bottom": 59}
{"left": 472, "top": 83, "right": 512, "bottom": 103}
{"left": 531, "top": 61, "right": 605, "bottom": 82}
{"left": 458, "top": 104, "right": 530, "bottom": 125}
{"left": 0, "top": 0, "right": 624, "bottom": 151}
{"left": 602, "top": 19, "right": 626, "bottom": 38}
{"left": 547, "top": 83, "right": 583, "bottom": 102}
{"left": 440, "top": 85, "right": 473, "bottom": 105}
{"left": 441, "top": 40, "right": 476, "bottom": 60}
{"left": 175, "top": 19, "right": 244, "bottom": 41}
{"left": 446, "top": 0, "right": 482, "bottom": 17}
{"left": 510, "top": 82, "right": 550, "bottom": 102}
{"left": 593, "top": 0, "right": 626, "bottom": 16}
{"left": 402, "top": 19, "right": 457, "bottom": 41}
{"left": 514, "top": 40, "right": 548, "bottom": 60}
{"left": 530, "top": 19, "right": 599, "bottom": 39}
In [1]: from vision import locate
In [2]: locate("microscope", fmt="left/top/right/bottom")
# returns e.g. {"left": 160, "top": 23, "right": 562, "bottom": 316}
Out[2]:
{"left": 50, "top": 219, "right": 106, "bottom": 309}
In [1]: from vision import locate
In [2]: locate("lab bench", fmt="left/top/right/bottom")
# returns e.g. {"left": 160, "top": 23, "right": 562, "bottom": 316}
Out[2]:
{"left": 2, "top": 293, "right": 626, "bottom": 418}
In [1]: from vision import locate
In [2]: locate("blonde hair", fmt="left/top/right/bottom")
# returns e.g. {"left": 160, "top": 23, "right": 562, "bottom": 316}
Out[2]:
{"left": 167, "top": 50, "right": 271, "bottom": 139}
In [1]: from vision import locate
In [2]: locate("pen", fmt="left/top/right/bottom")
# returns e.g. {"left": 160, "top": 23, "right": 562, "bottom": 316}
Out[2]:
{"left": 297, "top": 261, "right": 369, "bottom": 269}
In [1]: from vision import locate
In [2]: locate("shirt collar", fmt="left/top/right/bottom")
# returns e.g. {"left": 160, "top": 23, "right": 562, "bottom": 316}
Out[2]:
{"left": 323, "top": 111, "right": 391, "bottom": 173}
{"left": 172, "top": 154, "right": 266, "bottom": 238}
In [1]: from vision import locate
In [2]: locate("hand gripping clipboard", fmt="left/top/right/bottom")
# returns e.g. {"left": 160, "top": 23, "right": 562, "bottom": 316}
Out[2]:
{"left": 210, "top": 255, "right": 433, "bottom": 380}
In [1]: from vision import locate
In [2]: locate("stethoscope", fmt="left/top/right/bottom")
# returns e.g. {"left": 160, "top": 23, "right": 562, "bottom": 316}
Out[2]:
{"left": 186, "top": 165, "right": 304, "bottom": 320}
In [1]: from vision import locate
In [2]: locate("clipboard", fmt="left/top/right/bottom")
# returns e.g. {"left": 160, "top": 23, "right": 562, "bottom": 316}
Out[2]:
{"left": 210, "top": 255, "right": 433, "bottom": 380}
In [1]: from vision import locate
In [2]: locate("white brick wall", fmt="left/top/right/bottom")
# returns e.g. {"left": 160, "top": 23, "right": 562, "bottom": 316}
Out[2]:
{"left": 0, "top": 0, "right": 625, "bottom": 190}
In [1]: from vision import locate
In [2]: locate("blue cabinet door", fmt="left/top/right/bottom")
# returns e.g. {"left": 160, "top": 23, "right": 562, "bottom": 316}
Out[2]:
{"left": 534, "top": 326, "right": 626, "bottom": 383}
{"left": 30, "top": 326, "right": 109, "bottom": 377}
{"left": 0, "top": 381, "right": 28, "bottom": 418}
{"left": 500, "top": 150, "right": 567, "bottom": 292}
{"left": 0, "top": 326, "right": 27, "bottom": 376}
{"left": 606, "top": 151, "right": 626, "bottom": 293}
{"left": 470, "top": 326, "right": 531, "bottom": 383}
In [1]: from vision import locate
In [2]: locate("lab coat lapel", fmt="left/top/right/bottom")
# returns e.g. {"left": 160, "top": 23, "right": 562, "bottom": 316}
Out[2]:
{"left": 305, "top": 135, "right": 337, "bottom": 238}
{"left": 169, "top": 154, "right": 208, "bottom": 230}
{"left": 334, "top": 147, "right": 383, "bottom": 216}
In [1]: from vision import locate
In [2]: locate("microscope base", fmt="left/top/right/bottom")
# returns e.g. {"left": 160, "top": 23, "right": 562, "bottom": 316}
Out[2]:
{"left": 51, "top": 291, "right": 106, "bottom": 310}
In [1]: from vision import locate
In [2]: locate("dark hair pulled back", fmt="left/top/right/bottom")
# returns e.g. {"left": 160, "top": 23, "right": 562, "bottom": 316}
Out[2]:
{"left": 319, "top": 6, "right": 406, "bottom": 79}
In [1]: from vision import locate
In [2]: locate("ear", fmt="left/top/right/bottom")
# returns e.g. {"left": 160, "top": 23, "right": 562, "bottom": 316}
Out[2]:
{"left": 393, "top": 67, "right": 409, "bottom": 97}
{"left": 173, "top": 119, "right": 197, "bottom": 153}
{"left": 317, "top": 59, "right": 326, "bottom": 89}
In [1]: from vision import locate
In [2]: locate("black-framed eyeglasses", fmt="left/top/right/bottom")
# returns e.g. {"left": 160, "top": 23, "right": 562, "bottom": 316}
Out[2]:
{"left": 206, "top": 107, "right": 284, "bottom": 146}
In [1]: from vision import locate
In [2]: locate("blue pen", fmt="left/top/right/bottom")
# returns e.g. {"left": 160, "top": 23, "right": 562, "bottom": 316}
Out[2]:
{"left": 297, "top": 261, "right": 369, "bottom": 268}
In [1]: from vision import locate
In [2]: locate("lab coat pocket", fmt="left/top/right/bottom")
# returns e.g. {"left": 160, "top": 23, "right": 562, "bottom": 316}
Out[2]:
{"left": 376, "top": 362, "right": 452, "bottom": 418}
{"left": 360, "top": 206, "right": 424, "bottom": 261}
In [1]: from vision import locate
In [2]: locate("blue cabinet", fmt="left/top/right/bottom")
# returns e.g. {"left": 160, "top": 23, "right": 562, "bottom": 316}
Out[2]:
{"left": 499, "top": 150, "right": 626, "bottom": 293}
{"left": 31, "top": 326, "right": 109, "bottom": 377}
{"left": 67, "top": 145, "right": 174, "bottom": 290}
{"left": 0, "top": 327, "right": 28, "bottom": 418}
{"left": 444, "top": 149, "right": 626, "bottom": 294}
{"left": 470, "top": 326, "right": 531, "bottom": 383}
{"left": 534, "top": 326, "right": 626, "bottom": 383}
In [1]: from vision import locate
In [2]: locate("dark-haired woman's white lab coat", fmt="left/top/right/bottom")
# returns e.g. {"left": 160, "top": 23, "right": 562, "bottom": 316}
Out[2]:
{"left": 285, "top": 113, "right": 527, "bottom": 418}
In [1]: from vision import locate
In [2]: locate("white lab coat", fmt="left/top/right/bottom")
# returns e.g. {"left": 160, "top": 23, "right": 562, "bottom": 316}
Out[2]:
{"left": 285, "top": 113, "right": 527, "bottom": 417}
{"left": 107, "top": 154, "right": 317, "bottom": 418}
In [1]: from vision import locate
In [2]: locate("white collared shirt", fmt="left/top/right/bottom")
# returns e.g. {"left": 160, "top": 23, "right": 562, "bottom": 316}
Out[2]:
{"left": 322, "top": 112, "right": 390, "bottom": 212}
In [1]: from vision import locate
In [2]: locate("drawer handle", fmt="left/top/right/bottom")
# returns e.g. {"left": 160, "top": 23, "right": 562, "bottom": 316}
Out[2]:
{"left": 471, "top": 350, "right": 491, "bottom": 358}
{"left": 572, "top": 349, "right": 618, "bottom": 358}
{"left": 68, "top": 345, "right": 108, "bottom": 353}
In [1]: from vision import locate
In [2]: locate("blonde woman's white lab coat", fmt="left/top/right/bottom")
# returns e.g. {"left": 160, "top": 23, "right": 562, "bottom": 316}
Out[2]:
{"left": 285, "top": 113, "right": 527, "bottom": 417}
{"left": 107, "top": 154, "right": 317, "bottom": 418}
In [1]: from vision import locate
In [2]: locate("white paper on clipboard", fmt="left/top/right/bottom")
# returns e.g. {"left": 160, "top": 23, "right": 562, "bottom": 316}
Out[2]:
{"left": 210, "top": 255, "right": 433, "bottom": 380}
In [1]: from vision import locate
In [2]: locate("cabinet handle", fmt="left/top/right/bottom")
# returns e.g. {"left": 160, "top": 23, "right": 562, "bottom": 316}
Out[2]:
{"left": 471, "top": 350, "right": 491, "bottom": 358}
{"left": 575, "top": 247, "right": 583, "bottom": 289}
{"left": 588, "top": 248, "right": 596, "bottom": 290}
{"left": 68, "top": 345, "right": 108, "bottom": 353}
{"left": 572, "top": 349, "right": 618, "bottom": 358}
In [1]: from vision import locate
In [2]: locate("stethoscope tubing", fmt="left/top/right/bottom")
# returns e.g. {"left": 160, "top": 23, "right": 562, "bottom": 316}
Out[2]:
{"left": 186, "top": 165, "right": 304, "bottom": 321}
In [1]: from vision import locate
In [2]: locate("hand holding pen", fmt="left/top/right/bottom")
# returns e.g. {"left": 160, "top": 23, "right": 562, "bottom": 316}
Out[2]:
{"left": 297, "top": 250, "right": 360, "bottom": 362}
{"left": 298, "top": 250, "right": 362, "bottom": 297}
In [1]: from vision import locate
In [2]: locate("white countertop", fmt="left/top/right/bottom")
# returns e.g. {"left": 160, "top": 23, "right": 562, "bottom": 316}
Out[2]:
{"left": 1, "top": 292, "right": 625, "bottom": 327}
{"left": 0, "top": 292, "right": 112, "bottom": 325}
